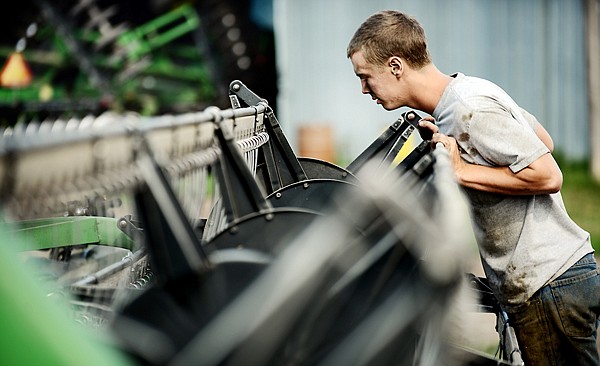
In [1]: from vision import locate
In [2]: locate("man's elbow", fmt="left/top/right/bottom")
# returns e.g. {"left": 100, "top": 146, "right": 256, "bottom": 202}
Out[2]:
{"left": 531, "top": 153, "right": 562, "bottom": 194}
{"left": 542, "top": 170, "right": 563, "bottom": 194}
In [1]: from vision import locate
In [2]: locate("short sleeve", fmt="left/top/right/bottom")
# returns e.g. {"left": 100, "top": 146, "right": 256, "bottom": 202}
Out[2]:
{"left": 519, "top": 107, "right": 540, "bottom": 130}
{"left": 468, "top": 108, "right": 549, "bottom": 173}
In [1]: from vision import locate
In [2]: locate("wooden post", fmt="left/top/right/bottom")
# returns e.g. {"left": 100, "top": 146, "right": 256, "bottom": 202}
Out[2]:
{"left": 587, "top": 0, "right": 600, "bottom": 181}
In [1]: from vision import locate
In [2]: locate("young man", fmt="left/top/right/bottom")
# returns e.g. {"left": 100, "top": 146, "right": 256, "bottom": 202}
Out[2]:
{"left": 347, "top": 10, "right": 600, "bottom": 365}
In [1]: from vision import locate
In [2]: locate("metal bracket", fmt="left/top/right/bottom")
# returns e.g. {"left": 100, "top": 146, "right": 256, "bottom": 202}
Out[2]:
{"left": 397, "top": 140, "right": 433, "bottom": 176}
{"left": 135, "top": 136, "right": 211, "bottom": 284}
{"left": 228, "top": 80, "right": 308, "bottom": 194}
{"left": 117, "top": 214, "right": 144, "bottom": 243}
{"left": 211, "top": 108, "right": 272, "bottom": 224}
{"left": 346, "top": 109, "right": 423, "bottom": 174}
{"left": 229, "top": 80, "right": 266, "bottom": 107}
{"left": 229, "top": 94, "right": 242, "bottom": 109}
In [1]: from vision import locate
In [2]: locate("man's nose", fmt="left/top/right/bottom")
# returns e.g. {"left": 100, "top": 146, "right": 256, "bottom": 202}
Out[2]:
{"left": 361, "top": 80, "right": 369, "bottom": 94}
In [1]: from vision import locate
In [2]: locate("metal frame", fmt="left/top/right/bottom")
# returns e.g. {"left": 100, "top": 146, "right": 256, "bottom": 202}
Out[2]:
{"left": 4, "top": 216, "right": 135, "bottom": 251}
{"left": 0, "top": 78, "right": 524, "bottom": 366}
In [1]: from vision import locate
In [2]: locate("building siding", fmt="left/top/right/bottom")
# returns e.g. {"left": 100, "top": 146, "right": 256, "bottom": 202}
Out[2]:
{"left": 274, "top": 0, "right": 589, "bottom": 161}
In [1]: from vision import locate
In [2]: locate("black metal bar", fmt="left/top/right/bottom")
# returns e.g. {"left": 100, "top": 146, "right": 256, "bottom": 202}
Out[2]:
{"left": 346, "top": 109, "right": 426, "bottom": 175}
{"left": 135, "top": 137, "right": 211, "bottom": 284}
{"left": 397, "top": 140, "right": 432, "bottom": 173}
{"left": 71, "top": 248, "right": 147, "bottom": 287}
{"left": 229, "top": 80, "right": 266, "bottom": 106}
{"left": 229, "top": 80, "right": 309, "bottom": 191}
{"left": 259, "top": 141, "right": 279, "bottom": 191}
{"left": 210, "top": 107, "right": 272, "bottom": 223}
{"left": 346, "top": 116, "right": 413, "bottom": 174}
{"left": 262, "top": 107, "right": 309, "bottom": 185}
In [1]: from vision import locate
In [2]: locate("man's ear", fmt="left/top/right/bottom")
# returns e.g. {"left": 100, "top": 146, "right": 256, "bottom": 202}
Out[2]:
{"left": 388, "top": 56, "right": 403, "bottom": 77}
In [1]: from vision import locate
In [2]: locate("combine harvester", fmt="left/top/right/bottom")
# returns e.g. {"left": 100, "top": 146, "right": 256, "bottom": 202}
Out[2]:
{"left": 0, "top": 80, "right": 522, "bottom": 365}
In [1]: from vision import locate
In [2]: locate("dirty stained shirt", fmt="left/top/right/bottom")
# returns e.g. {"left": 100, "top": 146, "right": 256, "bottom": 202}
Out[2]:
{"left": 432, "top": 72, "right": 593, "bottom": 307}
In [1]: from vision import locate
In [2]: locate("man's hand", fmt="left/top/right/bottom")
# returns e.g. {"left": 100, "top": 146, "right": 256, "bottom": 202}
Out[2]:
{"left": 419, "top": 118, "right": 465, "bottom": 179}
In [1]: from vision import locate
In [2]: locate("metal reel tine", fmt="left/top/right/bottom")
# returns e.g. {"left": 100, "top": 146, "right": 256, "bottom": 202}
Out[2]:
{"left": 38, "top": 118, "right": 56, "bottom": 134}
{"left": 50, "top": 118, "right": 67, "bottom": 132}
{"left": 25, "top": 120, "right": 40, "bottom": 135}
{"left": 65, "top": 117, "right": 82, "bottom": 131}
{"left": 79, "top": 115, "right": 96, "bottom": 130}
{"left": 2, "top": 126, "right": 13, "bottom": 137}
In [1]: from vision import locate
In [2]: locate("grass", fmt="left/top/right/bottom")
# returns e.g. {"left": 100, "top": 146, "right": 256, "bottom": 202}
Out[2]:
{"left": 555, "top": 156, "right": 600, "bottom": 251}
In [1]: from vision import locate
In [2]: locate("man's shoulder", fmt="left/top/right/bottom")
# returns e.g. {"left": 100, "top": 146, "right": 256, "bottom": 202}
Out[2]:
{"left": 447, "top": 74, "right": 517, "bottom": 113}
{"left": 435, "top": 73, "right": 512, "bottom": 121}
{"left": 450, "top": 73, "right": 502, "bottom": 95}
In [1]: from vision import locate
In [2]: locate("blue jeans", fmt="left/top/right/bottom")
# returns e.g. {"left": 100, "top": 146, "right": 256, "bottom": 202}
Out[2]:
{"left": 506, "top": 253, "right": 600, "bottom": 366}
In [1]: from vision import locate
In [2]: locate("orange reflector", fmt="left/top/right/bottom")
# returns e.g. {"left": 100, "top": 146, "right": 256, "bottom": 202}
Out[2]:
{"left": 0, "top": 52, "right": 33, "bottom": 88}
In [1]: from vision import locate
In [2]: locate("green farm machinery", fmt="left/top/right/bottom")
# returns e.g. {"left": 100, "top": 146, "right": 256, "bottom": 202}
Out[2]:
{"left": 0, "top": 2, "right": 523, "bottom": 362}
{"left": 0, "top": 0, "right": 276, "bottom": 123}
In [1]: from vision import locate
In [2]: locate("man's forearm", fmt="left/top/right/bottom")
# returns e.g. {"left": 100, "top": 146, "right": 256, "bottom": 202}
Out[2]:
{"left": 455, "top": 153, "right": 563, "bottom": 195}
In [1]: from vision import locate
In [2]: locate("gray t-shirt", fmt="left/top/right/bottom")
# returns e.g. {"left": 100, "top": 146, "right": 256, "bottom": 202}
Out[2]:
{"left": 433, "top": 73, "right": 593, "bottom": 307}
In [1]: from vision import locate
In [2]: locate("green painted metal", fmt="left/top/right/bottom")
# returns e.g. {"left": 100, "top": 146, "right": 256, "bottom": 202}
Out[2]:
{"left": 117, "top": 4, "right": 200, "bottom": 61}
{"left": 0, "top": 4, "right": 215, "bottom": 118}
{"left": 0, "top": 223, "right": 133, "bottom": 366}
{"left": 3, "top": 216, "right": 136, "bottom": 251}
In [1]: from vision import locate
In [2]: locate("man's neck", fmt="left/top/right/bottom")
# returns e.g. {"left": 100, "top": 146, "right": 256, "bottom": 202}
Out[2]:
{"left": 406, "top": 64, "right": 452, "bottom": 115}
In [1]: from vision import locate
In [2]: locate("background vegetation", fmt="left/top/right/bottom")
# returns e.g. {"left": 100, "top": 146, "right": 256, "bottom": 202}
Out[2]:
{"left": 557, "top": 156, "right": 600, "bottom": 251}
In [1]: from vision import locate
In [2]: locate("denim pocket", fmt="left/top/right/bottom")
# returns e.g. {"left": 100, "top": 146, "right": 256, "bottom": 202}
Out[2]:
{"left": 550, "top": 259, "right": 600, "bottom": 338}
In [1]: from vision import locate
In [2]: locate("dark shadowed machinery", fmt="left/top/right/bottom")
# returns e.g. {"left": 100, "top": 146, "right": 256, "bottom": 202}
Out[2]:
{"left": 0, "top": 0, "right": 277, "bottom": 122}
{"left": 0, "top": 2, "right": 523, "bottom": 365}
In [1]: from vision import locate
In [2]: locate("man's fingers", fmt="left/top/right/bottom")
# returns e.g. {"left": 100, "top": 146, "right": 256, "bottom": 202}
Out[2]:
{"left": 418, "top": 119, "right": 439, "bottom": 133}
{"left": 431, "top": 133, "right": 456, "bottom": 150}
